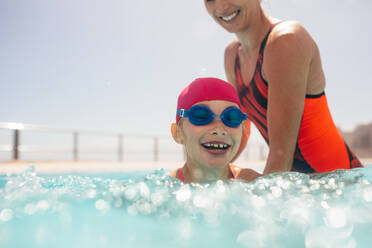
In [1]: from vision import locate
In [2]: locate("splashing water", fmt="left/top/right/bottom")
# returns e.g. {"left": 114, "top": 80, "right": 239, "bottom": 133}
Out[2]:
{"left": 1, "top": 165, "right": 372, "bottom": 248}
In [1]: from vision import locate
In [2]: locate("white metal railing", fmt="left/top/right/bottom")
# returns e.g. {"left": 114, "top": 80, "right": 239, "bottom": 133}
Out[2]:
{"left": 0, "top": 122, "right": 178, "bottom": 162}
{"left": 0, "top": 122, "right": 268, "bottom": 162}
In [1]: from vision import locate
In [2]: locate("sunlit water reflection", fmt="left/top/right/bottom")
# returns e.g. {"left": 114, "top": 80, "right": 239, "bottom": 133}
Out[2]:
{"left": 1, "top": 165, "right": 372, "bottom": 248}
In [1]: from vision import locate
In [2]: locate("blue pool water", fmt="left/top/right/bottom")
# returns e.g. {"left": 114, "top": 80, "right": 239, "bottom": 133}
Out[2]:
{"left": 1, "top": 165, "right": 372, "bottom": 248}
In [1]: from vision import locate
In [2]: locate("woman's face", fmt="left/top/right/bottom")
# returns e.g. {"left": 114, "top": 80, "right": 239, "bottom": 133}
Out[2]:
{"left": 178, "top": 100, "right": 243, "bottom": 170}
{"left": 204, "top": 0, "right": 261, "bottom": 33}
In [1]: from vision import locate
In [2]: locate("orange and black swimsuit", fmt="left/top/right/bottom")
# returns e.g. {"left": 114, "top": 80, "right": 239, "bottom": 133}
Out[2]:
{"left": 235, "top": 24, "right": 363, "bottom": 173}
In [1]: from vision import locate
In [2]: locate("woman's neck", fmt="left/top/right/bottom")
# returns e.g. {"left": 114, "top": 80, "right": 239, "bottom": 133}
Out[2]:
{"left": 235, "top": 11, "right": 273, "bottom": 53}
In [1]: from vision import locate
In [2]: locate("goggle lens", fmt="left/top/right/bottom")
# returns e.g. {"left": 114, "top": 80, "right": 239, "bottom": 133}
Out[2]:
{"left": 188, "top": 106, "right": 214, "bottom": 125}
{"left": 221, "top": 107, "right": 245, "bottom": 128}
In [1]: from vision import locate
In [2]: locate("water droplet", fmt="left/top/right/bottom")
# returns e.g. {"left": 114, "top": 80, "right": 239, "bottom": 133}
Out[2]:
{"left": 138, "top": 182, "right": 150, "bottom": 199}
{"left": 321, "top": 201, "right": 330, "bottom": 209}
{"left": 335, "top": 189, "right": 343, "bottom": 196}
{"left": 87, "top": 189, "right": 97, "bottom": 198}
{"left": 271, "top": 186, "right": 282, "bottom": 198}
{"left": 176, "top": 185, "right": 191, "bottom": 202}
{"left": 24, "top": 203, "right": 37, "bottom": 215}
{"left": 325, "top": 208, "right": 347, "bottom": 228}
{"left": 95, "top": 199, "right": 107, "bottom": 211}
{"left": 363, "top": 187, "right": 372, "bottom": 202}
{"left": 138, "top": 202, "right": 153, "bottom": 215}
{"left": 0, "top": 209, "right": 13, "bottom": 222}
{"left": 310, "top": 183, "right": 320, "bottom": 191}
{"left": 127, "top": 204, "right": 138, "bottom": 216}
{"left": 37, "top": 200, "right": 50, "bottom": 211}
{"left": 124, "top": 187, "right": 137, "bottom": 201}
{"left": 193, "top": 194, "right": 209, "bottom": 208}
{"left": 151, "top": 192, "right": 164, "bottom": 206}
{"left": 252, "top": 195, "right": 265, "bottom": 208}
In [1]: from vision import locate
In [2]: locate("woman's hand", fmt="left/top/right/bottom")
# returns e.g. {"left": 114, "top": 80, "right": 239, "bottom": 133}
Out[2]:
{"left": 238, "top": 168, "right": 262, "bottom": 182}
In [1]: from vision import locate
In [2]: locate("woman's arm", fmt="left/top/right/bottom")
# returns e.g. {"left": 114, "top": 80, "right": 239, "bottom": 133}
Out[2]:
{"left": 224, "top": 40, "right": 240, "bottom": 88}
{"left": 262, "top": 22, "right": 315, "bottom": 174}
{"left": 224, "top": 40, "right": 251, "bottom": 162}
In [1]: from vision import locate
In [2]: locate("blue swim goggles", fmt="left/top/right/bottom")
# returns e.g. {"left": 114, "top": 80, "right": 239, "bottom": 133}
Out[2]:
{"left": 177, "top": 105, "right": 247, "bottom": 128}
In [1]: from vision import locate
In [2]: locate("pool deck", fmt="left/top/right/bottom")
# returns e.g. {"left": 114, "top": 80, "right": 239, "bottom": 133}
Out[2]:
{"left": 1, "top": 159, "right": 371, "bottom": 175}
{"left": 0, "top": 160, "right": 268, "bottom": 175}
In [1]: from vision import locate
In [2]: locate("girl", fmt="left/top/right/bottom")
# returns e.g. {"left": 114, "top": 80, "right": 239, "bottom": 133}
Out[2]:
{"left": 170, "top": 77, "right": 260, "bottom": 182}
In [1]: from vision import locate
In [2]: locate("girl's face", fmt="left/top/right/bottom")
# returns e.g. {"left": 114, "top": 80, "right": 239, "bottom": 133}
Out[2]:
{"left": 177, "top": 100, "right": 243, "bottom": 170}
{"left": 204, "top": 0, "right": 261, "bottom": 33}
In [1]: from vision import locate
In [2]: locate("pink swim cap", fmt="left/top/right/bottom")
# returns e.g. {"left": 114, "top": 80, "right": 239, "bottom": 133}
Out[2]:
{"left": 176, "top": 77, "right": 242, "bottom": 123}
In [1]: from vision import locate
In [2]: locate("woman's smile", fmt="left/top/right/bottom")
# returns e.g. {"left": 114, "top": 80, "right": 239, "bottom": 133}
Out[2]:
{"left": 219, "top": 9, "right": 240, "bottom": 22}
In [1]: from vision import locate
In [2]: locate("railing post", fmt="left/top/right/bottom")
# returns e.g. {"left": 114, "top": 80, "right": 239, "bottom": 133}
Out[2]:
{"left": 73, "top": 132, "right": 79, "bottom": 161}
{"left": 13, "top": 129, "right": 20, "bottom": 160}
{"left": 153, "top": 137, "right": 158, "bottom": 162}
{"left": 118, "top": 134, "right": 123, "bottom": 162}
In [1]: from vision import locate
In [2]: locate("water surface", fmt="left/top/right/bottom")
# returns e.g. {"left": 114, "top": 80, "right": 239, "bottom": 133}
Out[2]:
{"left": 1, "top": 165, "right": 372, "bottom": 248}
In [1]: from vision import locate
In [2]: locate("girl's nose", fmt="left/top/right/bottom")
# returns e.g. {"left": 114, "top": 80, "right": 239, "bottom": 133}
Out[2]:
{"left": 210, "top": 118, "right": 227, "bottom": 136}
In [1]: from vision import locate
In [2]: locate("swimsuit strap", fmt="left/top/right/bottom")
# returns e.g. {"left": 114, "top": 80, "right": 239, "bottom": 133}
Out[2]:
{"left": 259, "top": 21, "right": 284, "bottom": 55}
{"left": 235, "top": 21, "right": 283, "bottom": 90}
{"left": 229, "top": 164, "right": 241, "bottom": 179}
{"left": 177, "top": 167, "right": 184, "bottom": 182}
{"left": 236, "top": 21, "right": 284, "bottom": 69}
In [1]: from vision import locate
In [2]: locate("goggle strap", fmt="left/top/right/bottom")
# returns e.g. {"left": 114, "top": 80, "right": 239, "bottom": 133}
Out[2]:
{"left": 176, "top": 109, "right": 186, "bottom": 117}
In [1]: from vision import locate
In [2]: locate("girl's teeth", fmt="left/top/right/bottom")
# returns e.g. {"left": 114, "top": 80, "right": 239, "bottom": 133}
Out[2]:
{"left": 203, "top": 143, "right": 229, "bottom": 149}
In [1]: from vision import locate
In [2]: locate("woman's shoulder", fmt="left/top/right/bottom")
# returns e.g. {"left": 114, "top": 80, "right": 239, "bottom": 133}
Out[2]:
{"left": 264, "top": 20, "right": 317, "bottom": 66}
{"left": 268, "top": 20, "right": 316, "bottom": 50}
{"left": 272, "top": 21, "right": 309, "bottom": 37}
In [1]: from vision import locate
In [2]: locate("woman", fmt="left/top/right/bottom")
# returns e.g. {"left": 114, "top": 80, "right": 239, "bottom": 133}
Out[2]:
{"left": 203, "top": 0, "right": 363, "bottom": 177}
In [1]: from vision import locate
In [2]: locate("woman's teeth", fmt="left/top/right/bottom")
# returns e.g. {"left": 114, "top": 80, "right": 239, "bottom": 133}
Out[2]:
{"left": 220, "top": 10, "right": 239, "bottom": 22}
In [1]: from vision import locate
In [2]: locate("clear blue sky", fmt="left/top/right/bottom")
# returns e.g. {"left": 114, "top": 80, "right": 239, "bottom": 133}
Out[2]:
{"left": 1, "top": 0, "right": 371, "bottom": 137}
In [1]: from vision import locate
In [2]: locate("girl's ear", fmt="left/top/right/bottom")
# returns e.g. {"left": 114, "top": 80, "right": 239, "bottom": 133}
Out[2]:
{"left": 171, "top": 123, "right": 184, "bottom": 144}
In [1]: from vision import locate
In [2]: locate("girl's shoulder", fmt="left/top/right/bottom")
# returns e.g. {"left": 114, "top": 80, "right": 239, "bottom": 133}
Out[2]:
{"left": 169, "top": 168, "right": 179, "bottom": 178}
